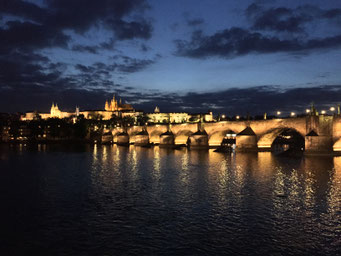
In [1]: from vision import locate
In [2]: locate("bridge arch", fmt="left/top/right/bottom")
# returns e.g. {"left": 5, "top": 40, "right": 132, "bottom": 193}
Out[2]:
{"left": 149, "top": 130, "right": 164, "bottom": 144}
{"left": 208, "top": 129, "right": 237, "bottom": 146}
{"left": 127, "top": 130, "right": 145, "bottom": 144}
{"left": 333, "top": 138, "right": 341, "bottom": 152}
{"left": 174, "top": 130, "right": 193, "bottom": 145}
{"left": 257, "top": 127, "right": 305, "bottom": 151}
{"left": 112, "top": 130, "right": 125, "bottom": 143}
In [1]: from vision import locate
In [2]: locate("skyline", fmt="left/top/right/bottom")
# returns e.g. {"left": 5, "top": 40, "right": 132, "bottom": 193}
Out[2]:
{"left": 1, "top": 0, "right": 341, "bottom": 114}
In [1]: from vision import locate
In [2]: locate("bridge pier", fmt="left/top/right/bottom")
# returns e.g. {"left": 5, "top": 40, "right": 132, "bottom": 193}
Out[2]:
{"left": 117, "top": 132, "right": 129, "bottom": 145}
{"left": 134, "top": 130, "right": 150, "bottom": 146}
{"left": 304, "top": 115, "right": 334, "bottom": 154}
{"left": 159, "top": 131, "right": 175, "bottom": 147}
{"left": 188, "top": 130, "right": 209, "bottom": 148}
{"left": 305, "top": 133, "right": 333, "bottom": 154}
{"left": 235, "top": 127, "right": 257, "bottom": 152}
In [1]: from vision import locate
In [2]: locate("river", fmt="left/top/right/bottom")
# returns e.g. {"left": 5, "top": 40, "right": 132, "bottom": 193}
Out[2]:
{"left": 0, "top": 144, "right": 340, "bottom": 255}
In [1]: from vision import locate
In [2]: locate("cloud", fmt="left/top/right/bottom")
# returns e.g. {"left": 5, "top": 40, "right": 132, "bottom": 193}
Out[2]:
{"left": 0, "top": 21, "right": 70, "bottom": 54}
{"left": 75, "top": 55, "right": 157, "bottom": 75}
{"left": 187, "top": 18, "right": 205, "bottom": 27}
{"left": 246, "top": 3, "right": 341, "bottom": 33}
{"left": 1, "top": 78, "right": 341, "bottom": 115}
{"left": 0, "top": 0, "right": 152, "bottom": 54}
{"left": 0, "top": 0, "right": 154, "bottom": 112}
{"left": 107, "top": 19, "right": 153, "bottom": 40}
{"left": 175, "top": 3, "right": 341, "bottom": 59}
{"left": 132, "top": 85, "right": 341, "bottom": 115}
{"left": 71, "top": 44, "right": 100, "bottom": 54}
{"left": 175, "top": 27, "right": 341, "bottom": 58}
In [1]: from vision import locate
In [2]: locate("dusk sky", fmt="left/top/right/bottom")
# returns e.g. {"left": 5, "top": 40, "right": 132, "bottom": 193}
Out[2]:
{"left": 1, "top": 0, "right": 341, "bottom": 115}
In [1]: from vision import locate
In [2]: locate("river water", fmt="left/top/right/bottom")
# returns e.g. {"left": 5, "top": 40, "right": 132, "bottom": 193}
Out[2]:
{"left": 0, "top": 144, "right": 340, "bottom": 255}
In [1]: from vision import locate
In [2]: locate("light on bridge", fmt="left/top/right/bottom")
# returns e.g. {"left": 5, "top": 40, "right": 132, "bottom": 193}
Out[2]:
{"left": 276, "top": 111, "right": 281, "bottom": 116}
{"left": 236, "top": 115, "right": 240, "bottom": 120}
{"left": 330, "top": 107, "right": 335, "bottom": 112}
{"left": 321, "top": 110, "right": 326, "bottom": 114}
{"left": 306, "top": 109, "right": 310, "bottom": 113}
{"left": 291, "top": 112, "right": 295, "bottom": 117}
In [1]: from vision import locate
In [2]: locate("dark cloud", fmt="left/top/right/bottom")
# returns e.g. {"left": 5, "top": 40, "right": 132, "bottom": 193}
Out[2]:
{"left": 71, "top": 44, "right": 100, "bottom": 54}
{"left": 129, "top": 85, "right": 341, "bottom": 115}
{"left": 45, "top": 0, "right": 150, "bottom": 34}
{"left": 0, "top": 0, "right": 152, "bottom": 53}
{"left": 1, "top": 80, "right": 341, "bottom": 115}
{"left": 175, "top": 27, "right": 341, "bottom": 58}
{"left": 0, "top": 0, "right": 48, "bottom": 23}
{"left": 187, "top": 18, "right": 204, "bottom": 27}
{"left": 0, "top": 21, "right": 70, "bottom": 53}
{"left": 140, "top": 43, "right": 150, "bottom": 52}
{"left": 0, "top": 0, "right": 154, "bottom": 112}
{"left": 246, "top": 4, "right": 341, "bottom": 33}
{"left": 323, "top": 8, "right": 341, "bottom": 19}
{"left": 75, "top": 55, "right": 156, "bottom": 75}
{"left": 107, "top": 19, "right": 152, "bottom": 40}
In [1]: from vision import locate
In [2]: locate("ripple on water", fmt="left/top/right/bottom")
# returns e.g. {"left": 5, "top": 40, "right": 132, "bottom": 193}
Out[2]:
{"left": 0, "top": 144, "right": 340, "bottom": 255}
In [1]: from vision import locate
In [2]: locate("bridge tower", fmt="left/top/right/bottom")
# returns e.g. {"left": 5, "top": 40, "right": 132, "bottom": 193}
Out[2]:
{"left": 188, "top": 114, "right": 209, "bottom": 148}
{"left": 134, "top": 126, "right": 150, "bottom": 146}
{"left": 236, "top": 126, "right": 257, "bottom": 152}
{"left": 305, "top": 112, "right": 333, "bottom": 154}
{"left": 160, "top": 114, "right": 175, "bottom": 147}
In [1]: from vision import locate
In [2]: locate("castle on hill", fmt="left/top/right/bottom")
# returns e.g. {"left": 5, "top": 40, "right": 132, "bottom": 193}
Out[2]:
{"left": 105, "top": 95, "right": 133, "bottom": 112}
{"left": 21, "top": 95, "right": 213, "bottom": 123}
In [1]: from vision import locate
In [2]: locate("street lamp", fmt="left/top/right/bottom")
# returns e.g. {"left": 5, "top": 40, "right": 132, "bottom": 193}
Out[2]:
{"left": 321, "top": 110, "right": 326, "bottom": 115}
{"left": 306, "top": 109, "right": 310, "bottom": 114}
{"left": 291, "top": 112, "right": 295, "bottom": 117}
{"left": 277, "top": 111, "right": 281, "bottom": 116}
{"left": 236, "top": 115, "right": 240, "bottom": 120}
{"left": 330, "top": 107, "right": 335, "bottom": 112}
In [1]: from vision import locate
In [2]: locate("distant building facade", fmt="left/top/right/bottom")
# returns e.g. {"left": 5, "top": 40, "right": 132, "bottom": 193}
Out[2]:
{"left": 21, "top": 96, "right": 139, "bottom": 121}
{"left": 147, "top": 107, "right": 213, "bottom": 123}
{"left": 20, "top": 97, "right": 214, "bottom": 123}
{"left": 105, "top": 95, "right": 133, "bottom": 112}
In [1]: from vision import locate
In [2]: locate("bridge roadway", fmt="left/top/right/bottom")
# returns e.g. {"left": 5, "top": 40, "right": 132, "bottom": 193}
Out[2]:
{"left": 109, "top": 115, "right": 341, "bottom": 154}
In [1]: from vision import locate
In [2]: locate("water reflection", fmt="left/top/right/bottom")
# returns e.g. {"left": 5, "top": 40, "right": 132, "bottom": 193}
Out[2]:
{"left": 330, "top": 157, "right": 341, "bottom": 216}
{"left": 0, "top": 144, "right": 340, "bottom": 255}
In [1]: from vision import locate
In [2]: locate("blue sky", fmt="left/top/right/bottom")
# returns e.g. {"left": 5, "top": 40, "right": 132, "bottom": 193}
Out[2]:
{"left": 0, "top": 0, "right": 341, "bottom": 115}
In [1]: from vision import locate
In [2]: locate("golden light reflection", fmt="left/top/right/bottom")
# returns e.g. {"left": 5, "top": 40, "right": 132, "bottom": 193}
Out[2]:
{"left": 257, "top": 152, "right": 275, "bottom": 179}
{"left": 328, "top": 157, "right": 341, "bottom": 216}
{"left": 301, "top": 161, "right": 315, "bottom": 211}
{"left": 93, "top": 143, "right": 98, "bottom": 163}
{"left": 129, "top": 146, "right": 138, "bottom": 174}
{"left": 153, "top": 146, "right": 161, "bottom": 177}
{"left": 272, "top": 166, "right": 286, "bottom": 215}
{"left": 207, "top": 150, "right": 230, "bottom": 206}
{"left": 287, "top": 169, "right": 300, "bottom": 204}
{"left": 181, "top": 149, "right": 189, "bottom": 172}
{"left": 112, "top": 144, "right": 121, "bottom": 173}
{"left": 102, "top": 145, "right": 108, "bottom": 162}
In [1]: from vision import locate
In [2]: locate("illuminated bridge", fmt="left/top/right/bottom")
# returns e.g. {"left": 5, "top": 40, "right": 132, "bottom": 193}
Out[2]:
{"left": 109, "top": 115, "right": 341, "bottom": 154}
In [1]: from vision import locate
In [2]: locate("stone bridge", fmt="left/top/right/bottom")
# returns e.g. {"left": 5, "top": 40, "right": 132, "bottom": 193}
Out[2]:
{"left": 109, "top": 115, "right": 341, "bottom": 154}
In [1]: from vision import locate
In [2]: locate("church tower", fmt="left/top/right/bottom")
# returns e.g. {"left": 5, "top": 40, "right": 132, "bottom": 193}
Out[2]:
{"left": 75, "top": 106, "right": 80, "bottom": 116}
